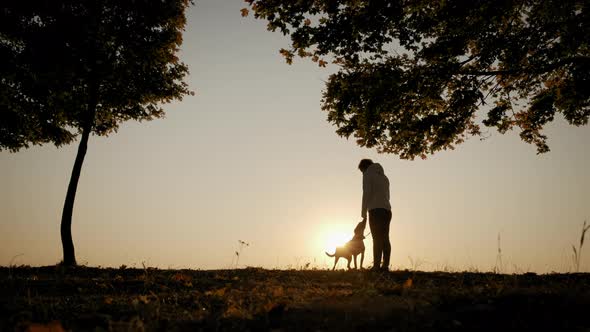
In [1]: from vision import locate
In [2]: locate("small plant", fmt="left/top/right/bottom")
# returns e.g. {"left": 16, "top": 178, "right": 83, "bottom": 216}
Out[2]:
{"left": 8, "top": 253, "right": 24, "bottom": 279}
{"left": 141, "top": 261, "right": 154, "bottom": 285}
{"left": 232, "top": 240, "right": 250, "bottom": 268}
{"left": 493, "top": 232, "right": 503, "bottom": 274}
{"left": 572, "top": 220, "right": 589, "bottom": 273}
{"left": 407, "top": 256, "right": 425, "bottom": 272}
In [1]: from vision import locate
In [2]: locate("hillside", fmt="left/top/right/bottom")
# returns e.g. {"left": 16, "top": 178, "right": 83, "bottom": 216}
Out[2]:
{"left": 2, "top": 266, "right": 589, "bottom": 331}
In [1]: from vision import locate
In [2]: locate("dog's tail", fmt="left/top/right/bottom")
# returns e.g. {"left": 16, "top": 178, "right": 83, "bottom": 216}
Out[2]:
{"left": 325, "top": 251, "right": 335, "bottom": 257}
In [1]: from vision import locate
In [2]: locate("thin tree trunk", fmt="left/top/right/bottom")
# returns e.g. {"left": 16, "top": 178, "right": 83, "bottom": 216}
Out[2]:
{"left": 60, "top": 1, "right": 101, "bottom": 267}
{"left": 60, "top": 124, "right": 92, "bottom": 266}
{"left": 60, "top": 82, "right": 97, "bottom": 266}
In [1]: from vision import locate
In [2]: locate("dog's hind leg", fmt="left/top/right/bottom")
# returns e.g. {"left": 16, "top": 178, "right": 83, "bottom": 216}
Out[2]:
{"left": 332, "top": 257, "right": 340, "bottom": 270}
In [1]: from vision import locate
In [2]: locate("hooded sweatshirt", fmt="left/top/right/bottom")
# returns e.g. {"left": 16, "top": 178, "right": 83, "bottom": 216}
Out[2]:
{"left": 361, "top": 163, "right": 391, "bottom": 218}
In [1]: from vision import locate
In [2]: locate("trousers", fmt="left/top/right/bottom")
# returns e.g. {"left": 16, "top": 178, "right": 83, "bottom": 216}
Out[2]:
{"left": 369, "top": 208, "right": 392, "bottom": 269}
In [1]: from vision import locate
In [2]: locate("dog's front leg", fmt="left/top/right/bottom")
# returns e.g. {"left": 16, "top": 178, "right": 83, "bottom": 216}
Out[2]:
{"left": 353, "top": 255, "right": 358, "bottom": 269}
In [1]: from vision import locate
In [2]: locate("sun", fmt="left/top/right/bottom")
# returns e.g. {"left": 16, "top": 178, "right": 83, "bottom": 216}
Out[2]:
{"left": 323, "top": 231, "right": 351, "bottom": 254}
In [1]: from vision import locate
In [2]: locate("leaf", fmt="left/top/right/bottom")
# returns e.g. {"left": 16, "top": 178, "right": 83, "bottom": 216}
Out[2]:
{"left": 224, "top": 303, "right": 250, "bottom": 318}
{"left": 403, "top": 278, "right": 413, "bottom": 289}
{"left": 240, "top": 8, "right": 249, "bottom": 17}
{"left": 279, "top": 49, "right": 294, "bottom": 64}
{"left": 272, "top": 286, "right": 284, "bottom": 297}
{"left": 138, "top": 295, "right": 149, "bottom": 304}
{"left": 24, "top": 321, "right": 65, "bottom": 332}
{"left": 205, "top": 287, "right": 227, "bottom": 297}
{"left": 171, "top": 273, "right": 192, "bottom": 282}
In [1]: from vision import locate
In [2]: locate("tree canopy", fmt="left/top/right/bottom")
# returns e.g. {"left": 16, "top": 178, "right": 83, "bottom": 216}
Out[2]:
{"left": 1, "top": 0, "right": 193, "bottom": 265}
{"left": 244, "top": 0, "right": 589, "bottom": 159}
{"left": 1, "top": 0, "right": 192, "bottom": 152}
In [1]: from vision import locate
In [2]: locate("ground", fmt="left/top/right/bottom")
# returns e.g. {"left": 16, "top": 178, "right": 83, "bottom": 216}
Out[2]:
{"left": 1, "top": 266, "right": 589, "bottom": 331}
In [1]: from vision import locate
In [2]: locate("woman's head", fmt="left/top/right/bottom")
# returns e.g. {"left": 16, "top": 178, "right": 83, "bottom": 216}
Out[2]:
{"left": 358, "top": 159, "right": 373, "bottom": 172}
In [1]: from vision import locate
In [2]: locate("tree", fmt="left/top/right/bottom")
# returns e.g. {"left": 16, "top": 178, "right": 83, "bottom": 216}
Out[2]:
{"left": 1, "top": 0, "right": 193, "bottom": 266}
{"left": 243, "top": 0, "right": 589, "bottom": 159}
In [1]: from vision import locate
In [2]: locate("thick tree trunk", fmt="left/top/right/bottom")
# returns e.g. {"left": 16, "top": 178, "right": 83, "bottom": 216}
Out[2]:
{"left": 60, "top": 125, "right": 92, "bottom": 266}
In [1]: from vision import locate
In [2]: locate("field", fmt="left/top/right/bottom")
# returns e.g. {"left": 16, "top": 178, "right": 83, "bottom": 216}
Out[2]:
{"left": 1, "top": 266, "right": 589, "bottom": 331}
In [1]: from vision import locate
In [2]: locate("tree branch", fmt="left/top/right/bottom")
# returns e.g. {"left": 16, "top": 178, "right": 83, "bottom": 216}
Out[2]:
{"left": 458, "top": 56, "right": 590, "bottom": 77}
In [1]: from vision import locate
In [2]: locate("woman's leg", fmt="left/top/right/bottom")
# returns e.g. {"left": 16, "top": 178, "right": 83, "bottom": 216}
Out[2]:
{"left": 381, "top": 209, "right": 392, "bottom": 269}
{"left": 369, "top": 209, "right": 385, "bottom": 268}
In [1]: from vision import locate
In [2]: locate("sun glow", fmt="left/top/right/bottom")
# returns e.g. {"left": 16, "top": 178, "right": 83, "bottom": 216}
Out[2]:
{"left": 323, "top": 232, "right": 351, "bottom": 254}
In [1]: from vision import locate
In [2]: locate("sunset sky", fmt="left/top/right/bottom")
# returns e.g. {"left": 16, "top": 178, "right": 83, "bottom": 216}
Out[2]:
{"left": 1, "top": 0, "right": 589, "bottom": 273}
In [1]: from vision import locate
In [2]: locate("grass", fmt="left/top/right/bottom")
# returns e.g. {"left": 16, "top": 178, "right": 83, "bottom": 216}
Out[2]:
{"left": 572, "top": 220, "right": 590, "bottom": 273}
{"left": 1, "top": 265, "right": 589, "bottom": 331}
{"left": 3, "top": 225, "right": 589, "bottom": 331}
{"left": 7, "top": 254, "right": 24, "bottom": 280}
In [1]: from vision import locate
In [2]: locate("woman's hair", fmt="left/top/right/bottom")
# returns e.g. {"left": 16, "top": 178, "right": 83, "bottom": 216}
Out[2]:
{"left": 358, "top": 159, "right": 373, "bottom": 171}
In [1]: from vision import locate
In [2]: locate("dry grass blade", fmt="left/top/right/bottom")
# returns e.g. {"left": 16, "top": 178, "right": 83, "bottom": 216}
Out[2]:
{"left": 572, "top": 220, "right": 589, "bottom": 273}
{"left": 494, "top": 232, "right": 503, "bottom": 274}
{"left": 581, "top": 220, "right": 589, "bottom": 248}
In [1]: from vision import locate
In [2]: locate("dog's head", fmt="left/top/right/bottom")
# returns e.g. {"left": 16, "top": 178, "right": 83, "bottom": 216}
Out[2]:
{"left": 353, "top": 221, "right": 366, "bottom": 239}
